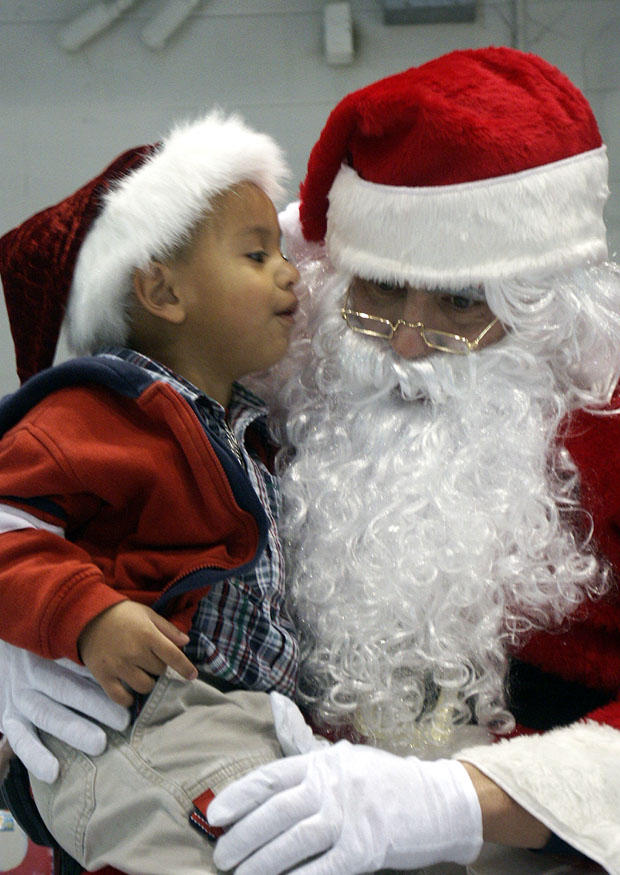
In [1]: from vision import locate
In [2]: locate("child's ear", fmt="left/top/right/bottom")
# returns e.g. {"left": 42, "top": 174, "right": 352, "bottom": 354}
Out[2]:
{"left": 132, "top": 262, "right": 186, "bottom": 324}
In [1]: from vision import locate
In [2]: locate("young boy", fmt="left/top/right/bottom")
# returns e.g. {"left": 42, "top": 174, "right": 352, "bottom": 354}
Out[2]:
{"left": 0, "top": 111, "right": 300, "bottom": 873}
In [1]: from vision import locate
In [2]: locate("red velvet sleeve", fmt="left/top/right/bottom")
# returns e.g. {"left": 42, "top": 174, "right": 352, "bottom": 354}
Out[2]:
{"left": 523, "top": 398, "right": 620, "bottom": 730}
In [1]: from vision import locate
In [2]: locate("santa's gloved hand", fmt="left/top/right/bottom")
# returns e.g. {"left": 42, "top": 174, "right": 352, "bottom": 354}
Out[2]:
{"left": 0, "top": 640, "right": 129, "bottom": 783}
{"left": 269, "top": 691, "right": 330, "bottom": 757}
{"left": 209, "top": 739, "right": 483, "bottom": 874}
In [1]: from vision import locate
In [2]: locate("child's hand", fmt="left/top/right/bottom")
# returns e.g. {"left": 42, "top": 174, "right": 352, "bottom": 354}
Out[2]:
{"left": 78, "top": 601, "right": 198, "bottom": 706}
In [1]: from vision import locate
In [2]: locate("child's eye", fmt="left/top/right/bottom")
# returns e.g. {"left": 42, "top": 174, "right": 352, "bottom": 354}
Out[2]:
{"left": 247, "top": 251, "right": 267, "bottom": 263}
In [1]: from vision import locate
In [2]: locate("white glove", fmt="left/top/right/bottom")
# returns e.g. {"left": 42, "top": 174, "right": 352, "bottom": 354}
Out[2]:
{"left": 209, "top": 740, "right": 483, "bottom": 874}
{"left": 0, "top": 640, "right": 129, "bottom": 783}
{"left": 269, "top": 692, "right": 330, "bottom": 757}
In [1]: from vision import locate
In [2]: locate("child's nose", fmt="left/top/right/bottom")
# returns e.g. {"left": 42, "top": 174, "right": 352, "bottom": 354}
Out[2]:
{"left": 277, "top": 257, "right": 300, "bottom": 288}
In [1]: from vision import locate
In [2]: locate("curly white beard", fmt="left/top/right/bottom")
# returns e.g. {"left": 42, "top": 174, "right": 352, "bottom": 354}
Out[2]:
{"left": 250, "top": 252, "right": 620, "bottom": 758}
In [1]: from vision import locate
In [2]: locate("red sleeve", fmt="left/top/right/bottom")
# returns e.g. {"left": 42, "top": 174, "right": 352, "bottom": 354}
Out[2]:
{"left": 515, "top": 398, "right": 620, "bottom": 731}
{"left": 0, "top": 398, "right": 128, "bottom": 662}
{"left": 564, "top": 397, "right": 620, "bottom": 571}
{"left": 0, "top": 528, "right": 126, "bottom": 662}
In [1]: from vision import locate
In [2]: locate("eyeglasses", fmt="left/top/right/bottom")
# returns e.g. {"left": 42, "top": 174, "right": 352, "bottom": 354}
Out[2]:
{"left": 341, "top": 290, "right": 499, "bottom": 355}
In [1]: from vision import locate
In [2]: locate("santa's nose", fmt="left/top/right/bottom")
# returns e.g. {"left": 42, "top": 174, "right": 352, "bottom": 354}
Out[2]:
{"left": 389, "top": 323, "right": 430, "bottom": 359}
{"left": 389, "top": 290, "right": 433, "bottom": 359}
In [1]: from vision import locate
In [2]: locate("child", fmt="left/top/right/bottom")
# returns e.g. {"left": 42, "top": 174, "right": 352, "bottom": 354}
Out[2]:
{"left": 0, "top": 111, "right": 300, "bottom": 873}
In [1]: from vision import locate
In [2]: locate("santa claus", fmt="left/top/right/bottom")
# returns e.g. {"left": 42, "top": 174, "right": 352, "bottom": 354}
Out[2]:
{"left": 208, "top": 48, "right": 620, "bottom": 873}
{"left": 1, "top": 46, "right": 619, "bottom": 874}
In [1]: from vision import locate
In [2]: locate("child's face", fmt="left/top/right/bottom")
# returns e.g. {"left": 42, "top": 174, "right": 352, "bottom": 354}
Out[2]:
{"left": 168, "top": 182, "right": 299, "bottom": 387}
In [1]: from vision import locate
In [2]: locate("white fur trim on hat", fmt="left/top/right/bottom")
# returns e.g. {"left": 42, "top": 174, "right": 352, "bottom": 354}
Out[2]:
{"left": 67, "top": 110, "right": 290, "bottom": 354}
{"left": 326, "top": 147, "right": 609, "bottom": 289}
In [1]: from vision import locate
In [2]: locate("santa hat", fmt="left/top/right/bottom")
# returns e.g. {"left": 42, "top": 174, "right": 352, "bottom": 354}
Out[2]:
{"left": 0, "top": 110, "right": 289, "bottom": 383}
{"left": 299, "top": 47, "right": 608, "bottom": 290}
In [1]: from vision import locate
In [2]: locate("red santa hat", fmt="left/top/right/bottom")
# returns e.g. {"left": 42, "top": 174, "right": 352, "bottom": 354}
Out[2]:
{"left": 0, "top": 110, "right": 289, "bottom": 383}
{"left": 299, "top": 46, "right": 608, "bottom": 290}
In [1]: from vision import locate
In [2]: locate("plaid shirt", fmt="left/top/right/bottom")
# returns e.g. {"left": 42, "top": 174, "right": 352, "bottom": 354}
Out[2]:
{"left": 100, "top": 349, "right": 298, "bottom": 696}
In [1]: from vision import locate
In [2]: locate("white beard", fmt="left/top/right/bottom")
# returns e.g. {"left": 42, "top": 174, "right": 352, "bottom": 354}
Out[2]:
{"left": 251, "top": 260, "right": 613, "bottom": 758}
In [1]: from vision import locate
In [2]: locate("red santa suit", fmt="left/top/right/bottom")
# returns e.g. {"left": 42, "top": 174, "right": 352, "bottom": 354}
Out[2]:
{"left": 456, "top": 396, "right": 620, "bottom": 866}
{"left": 266, "top": 48, "right": 620, "bottom": 871}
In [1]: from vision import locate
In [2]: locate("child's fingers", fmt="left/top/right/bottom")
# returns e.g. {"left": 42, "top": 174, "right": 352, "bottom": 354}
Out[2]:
{"left": 118, "top": 664, "right": 160, "bottom": 696}
{"left": 100, "top": 675, "right": 135, "bottom": 708}
{"left": 135, "top": 650, "right": 167, "bottom": 678}
{"left": 151, "top": 633, "right": 198, "bottom": 680}
{"left": 149, "top": 611, "right": 191, "bottom": 647}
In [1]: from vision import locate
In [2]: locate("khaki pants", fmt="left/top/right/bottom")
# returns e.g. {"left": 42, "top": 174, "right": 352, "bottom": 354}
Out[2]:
{"left": 30, "top": 668, "right": 283, "bottom": 874}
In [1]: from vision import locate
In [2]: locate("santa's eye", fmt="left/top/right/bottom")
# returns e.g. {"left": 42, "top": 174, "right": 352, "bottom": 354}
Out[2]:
{"left": 449, "top": 295, "right": 474, "bottom": 310}
{"left": 371, "top": 280, "right": 407, "bottom": 298}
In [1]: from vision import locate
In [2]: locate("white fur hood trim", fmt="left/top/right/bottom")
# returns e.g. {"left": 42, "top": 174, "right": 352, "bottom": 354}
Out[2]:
{"left": 326, "top": 147, "right": 609, "bottom": 288}
{"left": 456, "top": 720, "right": 620, "bottom": 872}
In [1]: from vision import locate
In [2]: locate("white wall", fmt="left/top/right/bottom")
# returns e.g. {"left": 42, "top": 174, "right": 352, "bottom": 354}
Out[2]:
{"left": 1, "top": 0, "right": 619, "bottom": 395}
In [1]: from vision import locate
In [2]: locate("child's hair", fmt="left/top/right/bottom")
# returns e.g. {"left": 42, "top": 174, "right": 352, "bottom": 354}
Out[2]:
{"left": 0, "top": 110, "right": 290, "bottom": 383}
